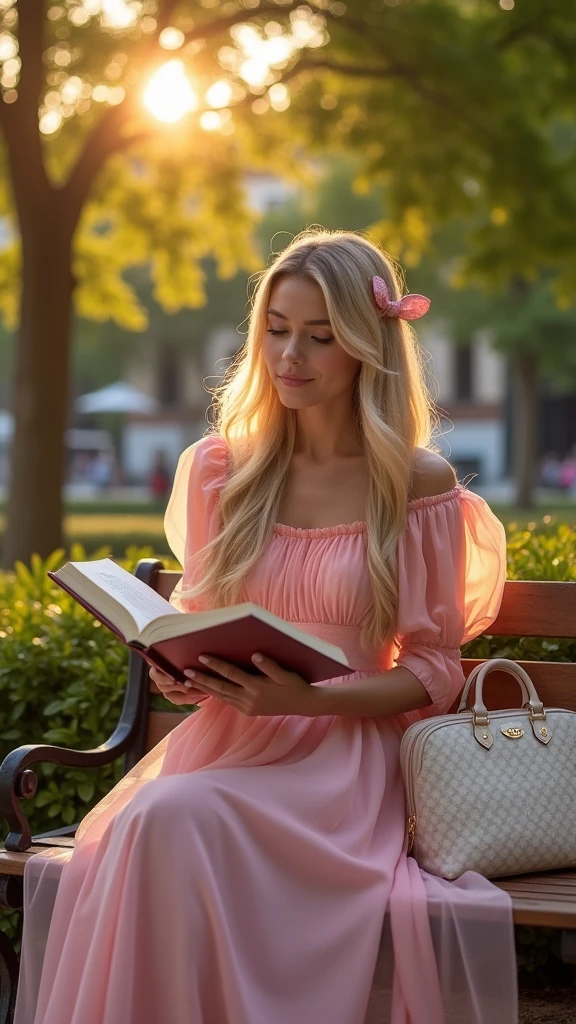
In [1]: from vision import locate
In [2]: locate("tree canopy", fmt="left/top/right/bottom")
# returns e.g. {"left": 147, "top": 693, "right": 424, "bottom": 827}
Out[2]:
{"left": 3, "top": 0, "right": 576, "bottom": 563}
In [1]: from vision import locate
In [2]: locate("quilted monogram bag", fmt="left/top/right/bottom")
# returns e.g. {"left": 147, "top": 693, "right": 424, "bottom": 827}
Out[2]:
{"left": 399, "top": 658, "right": 576, "bottom": 880}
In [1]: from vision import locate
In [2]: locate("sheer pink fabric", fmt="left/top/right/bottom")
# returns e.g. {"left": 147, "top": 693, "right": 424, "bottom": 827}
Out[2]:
{"left": 14, "top": 435, "right": 517, "bottom": 1024}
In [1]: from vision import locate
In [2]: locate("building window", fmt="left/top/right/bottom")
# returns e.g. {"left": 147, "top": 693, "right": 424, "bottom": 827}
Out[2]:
{"left": 454, "top": 343, "right": 473, "bottom": 401}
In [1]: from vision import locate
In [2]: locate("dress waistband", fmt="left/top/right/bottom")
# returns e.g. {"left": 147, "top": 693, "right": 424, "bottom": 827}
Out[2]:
{"left": 291, "top": 621, "right": 387, "bottom": 676}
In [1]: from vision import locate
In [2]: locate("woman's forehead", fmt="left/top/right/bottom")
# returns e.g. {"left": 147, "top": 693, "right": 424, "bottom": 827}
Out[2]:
{"left": 269, "top": 275, "right": 329, "bottom": 319}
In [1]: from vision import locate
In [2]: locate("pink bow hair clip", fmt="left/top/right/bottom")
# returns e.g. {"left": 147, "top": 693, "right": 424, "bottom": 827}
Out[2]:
{"left": 372, "top": 276, "right": 431, "bottom": 321}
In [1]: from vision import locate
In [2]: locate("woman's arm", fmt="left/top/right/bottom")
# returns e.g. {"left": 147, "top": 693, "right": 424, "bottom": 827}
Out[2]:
{"left": 310, "top": 667, "right": 433, "bottom": 717}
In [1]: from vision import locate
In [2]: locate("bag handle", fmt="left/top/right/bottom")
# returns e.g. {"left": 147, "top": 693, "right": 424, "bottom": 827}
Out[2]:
{"left": 457, "top": 659, "right": 532, "bottom": 712}
{"left": 456, "top": 658, "right": 550, "bottom": 750}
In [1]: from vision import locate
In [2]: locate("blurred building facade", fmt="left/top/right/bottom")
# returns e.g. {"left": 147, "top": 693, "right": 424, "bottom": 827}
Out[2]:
{"left": 121, "top": 314, "right": 508, "bottom": 487}
{"left": 423, "top": 326, "right": 506, "bottom": 486}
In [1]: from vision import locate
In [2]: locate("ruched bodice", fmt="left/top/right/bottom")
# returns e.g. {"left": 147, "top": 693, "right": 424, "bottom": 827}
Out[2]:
{"left": 165, "top": 435, "right": 507, "bottom": 712}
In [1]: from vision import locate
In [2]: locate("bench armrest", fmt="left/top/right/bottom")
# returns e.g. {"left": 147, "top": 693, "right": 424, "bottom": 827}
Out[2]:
{"left": 0, "top": 714, "right": 139, "bottom": 852}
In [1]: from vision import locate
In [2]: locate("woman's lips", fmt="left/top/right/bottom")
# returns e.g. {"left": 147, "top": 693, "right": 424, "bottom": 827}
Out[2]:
{"left": 279, "top": 376, "right": 313, "bottom": 387}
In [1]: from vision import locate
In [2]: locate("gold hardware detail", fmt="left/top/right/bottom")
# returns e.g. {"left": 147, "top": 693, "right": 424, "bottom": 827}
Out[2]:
{"left": 482, "top": 733, "right": 489, "bottom": 740}
{"left": 501, "top": 726, "right": 524, "bottom": 739}
{"left": 472, "top": 710, "right": 490, "bottom": 727}
{"left": 540, "top": 727, "right": 548, "bottom": 736}
{"left": 407, "top": 815, "right": 416, "bottom": 852}
{"left": 529, "top": 707, "right": 546, "bottom": 722}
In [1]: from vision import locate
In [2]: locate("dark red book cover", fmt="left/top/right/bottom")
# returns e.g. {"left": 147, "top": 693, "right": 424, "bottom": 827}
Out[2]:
{"left": 48, "top": 573, "right": 353, "bottom": 685}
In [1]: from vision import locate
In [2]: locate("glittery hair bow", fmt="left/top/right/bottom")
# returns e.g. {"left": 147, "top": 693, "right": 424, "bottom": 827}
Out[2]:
{"left": 372, "top": 276, "right": 431, "bottom": 320}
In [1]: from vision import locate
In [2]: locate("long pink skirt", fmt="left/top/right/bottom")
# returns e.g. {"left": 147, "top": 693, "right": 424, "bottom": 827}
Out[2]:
{"left": 13, "top": 700, "right": 518, "bottom": 1024}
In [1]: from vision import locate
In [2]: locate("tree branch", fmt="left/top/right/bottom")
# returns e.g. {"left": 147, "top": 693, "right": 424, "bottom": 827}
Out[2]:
{"left": 180, "top": 3, "right": 297, "bottom": 47}
{"left": 64, "top": 98, "right": 138, "bottom": 233}
{"left": 281, "top": 57, "right": 489, "bottom": 140}
{"left": 284, "top": 58, "right": 395, "bottom": 80}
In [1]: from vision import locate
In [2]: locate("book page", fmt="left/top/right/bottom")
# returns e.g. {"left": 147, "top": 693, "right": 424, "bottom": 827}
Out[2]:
{"left": 69, "top": 559, "right": 180, "bottom": 636}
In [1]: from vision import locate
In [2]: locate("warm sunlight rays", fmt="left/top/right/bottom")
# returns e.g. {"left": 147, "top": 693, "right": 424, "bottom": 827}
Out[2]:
{"left": 143, "top": 60, "right": 197, "bottom": 124}
{"left": 27, "top": 6, "right": 328, "bottom": 134}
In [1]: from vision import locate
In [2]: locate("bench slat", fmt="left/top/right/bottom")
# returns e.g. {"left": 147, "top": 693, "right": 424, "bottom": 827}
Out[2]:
{"left": 146, "top": 710, "right": 191, "bottom": 751}
{"left": 157, "top": 571, "right": 179, "bottom": 600}
{"left": 459, "top": 662, "right": 576, "bottom": 712}
{"left": 490, "top": 582, "right": 576, "bottom": 639}
{"left": 496, "top": 880, "right": 576, "bottom": 894}
{"left": 494, "top": 870, "right": 576, "bottom": 928}
{"left": 0, "top": 848, "right": 57, "bottom": 877}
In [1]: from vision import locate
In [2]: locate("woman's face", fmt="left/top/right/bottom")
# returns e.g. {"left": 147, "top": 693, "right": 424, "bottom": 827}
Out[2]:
{"left": 262, "top": 275, "right": 361, "bottom": 408}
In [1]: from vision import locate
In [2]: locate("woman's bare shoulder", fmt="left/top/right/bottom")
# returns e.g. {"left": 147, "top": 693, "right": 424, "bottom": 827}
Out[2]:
{"left": 408, "top": 448, "right": 458, "bottom": 501}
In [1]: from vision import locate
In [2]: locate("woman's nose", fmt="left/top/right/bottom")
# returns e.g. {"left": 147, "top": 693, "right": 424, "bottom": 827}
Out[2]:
{"left": 282, "top": 334, "right": 305, "bottom": 361}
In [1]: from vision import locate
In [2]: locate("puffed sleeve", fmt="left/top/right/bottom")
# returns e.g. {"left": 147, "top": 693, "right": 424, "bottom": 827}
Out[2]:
{"left": 163, "top": 434, "right": 228, "bottom": 611}
{"left": 393, "top": 484, "right": 506, "bottom": 714}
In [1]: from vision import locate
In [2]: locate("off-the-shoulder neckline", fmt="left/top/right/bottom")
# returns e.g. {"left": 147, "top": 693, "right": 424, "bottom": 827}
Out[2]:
{"left": 273, "top": 484, "right": 464, "bottom": 537}
{"left": 203, "top": 436, "right": 466, "bottom": 535}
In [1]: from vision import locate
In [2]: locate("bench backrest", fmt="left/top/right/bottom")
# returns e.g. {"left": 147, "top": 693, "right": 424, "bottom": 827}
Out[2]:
{"left": 125, "top": 562, "right": 576, "bottom": 771}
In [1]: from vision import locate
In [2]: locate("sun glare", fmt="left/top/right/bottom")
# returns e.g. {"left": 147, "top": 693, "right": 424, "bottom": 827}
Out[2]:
{"left": 143, "top": 60, "right": 197, "bottom": 123}
{"left": 100, "top": 0, "right": 140, "bottom": 29}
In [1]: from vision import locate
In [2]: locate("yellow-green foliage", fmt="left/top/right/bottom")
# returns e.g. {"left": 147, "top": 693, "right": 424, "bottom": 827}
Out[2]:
{"left": 506, "top": 519, "right": 576, "bottom": 582}
{"left": 464, "top": 518, "right": 576, "bottom": 668}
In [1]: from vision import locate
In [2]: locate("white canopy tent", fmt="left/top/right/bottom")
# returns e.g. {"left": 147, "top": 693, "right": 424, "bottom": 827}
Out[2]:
{"left": 75, "top": 381, "right": 159, "bottom": 415}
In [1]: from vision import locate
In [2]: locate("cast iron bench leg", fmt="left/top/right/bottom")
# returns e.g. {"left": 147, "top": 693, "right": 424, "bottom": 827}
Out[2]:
{"left": 0, "top": 927, "right": 19, "bottom": 1024}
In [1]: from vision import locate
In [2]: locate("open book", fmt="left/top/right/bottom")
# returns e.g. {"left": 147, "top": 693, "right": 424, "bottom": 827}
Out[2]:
{"left": 48, "top": 558, "right": 352, "bottom": 685}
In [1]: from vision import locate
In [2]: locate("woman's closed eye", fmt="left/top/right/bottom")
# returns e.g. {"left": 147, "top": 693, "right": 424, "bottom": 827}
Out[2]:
{"left": 267, "top": 328, "right": 334, "bottom": 344}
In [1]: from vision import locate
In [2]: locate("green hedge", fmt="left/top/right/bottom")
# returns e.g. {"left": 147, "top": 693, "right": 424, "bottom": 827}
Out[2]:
{"left": 0, "top": 544, "right": 181, "bottom": 836}
{"left": 0, "top": 519, "right": 575, "bottom": 970}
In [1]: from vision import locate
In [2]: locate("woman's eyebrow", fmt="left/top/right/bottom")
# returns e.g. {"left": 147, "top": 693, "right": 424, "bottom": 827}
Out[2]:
{"left": 268, "top": 307, "right": 331, "bottom": 325}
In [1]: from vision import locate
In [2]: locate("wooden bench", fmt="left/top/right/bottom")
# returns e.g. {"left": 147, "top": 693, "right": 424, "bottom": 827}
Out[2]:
{"left": 0, "top": 558, "right": 574, "bottom": 1021}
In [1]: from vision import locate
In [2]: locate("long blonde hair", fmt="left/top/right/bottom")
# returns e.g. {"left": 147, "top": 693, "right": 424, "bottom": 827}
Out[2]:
{"left": 181, "top": 228, "right": 439, "bottom": 653}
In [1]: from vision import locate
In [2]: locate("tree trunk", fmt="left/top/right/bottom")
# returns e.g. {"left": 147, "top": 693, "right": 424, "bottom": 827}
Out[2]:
{"left": 2, "top": 205, "right": 74, "bottom": 567}
{"left": 512, "top": 350, "right": 539, "bottom": 509}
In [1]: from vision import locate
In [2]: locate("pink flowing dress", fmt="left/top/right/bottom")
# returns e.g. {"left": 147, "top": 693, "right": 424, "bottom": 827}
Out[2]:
{"left": 14, "top": 435, "right": 518, "bottom": 1024}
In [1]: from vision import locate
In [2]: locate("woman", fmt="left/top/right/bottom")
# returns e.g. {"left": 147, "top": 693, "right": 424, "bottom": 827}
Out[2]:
{"left": 15, "top": 229, "right": 517, "bottom": 1023}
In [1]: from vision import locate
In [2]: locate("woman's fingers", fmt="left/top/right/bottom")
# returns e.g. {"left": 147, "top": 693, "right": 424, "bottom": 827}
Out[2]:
{"left": 149, "top": 666, "right": 204, "bottom": 702}
{"left": 148, "top": 665, "right": 174, "bottom": 688}
{"left": 163, "top": 687, "right": 207, "bottom": 706}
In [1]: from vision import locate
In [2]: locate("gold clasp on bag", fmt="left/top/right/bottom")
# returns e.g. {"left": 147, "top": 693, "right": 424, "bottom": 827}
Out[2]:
{"left": 501, "top": 726, "right": 524, "bottom": 739}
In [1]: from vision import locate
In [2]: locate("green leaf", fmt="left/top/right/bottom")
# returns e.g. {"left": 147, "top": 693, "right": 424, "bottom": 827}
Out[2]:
{"left": 61, "top": 805, "right": 77, "bottom": 825}
{"left": 43, "top": 700, "right": 64, "bottom": 716}
{"left": 34, "top": 790, "right": 54, "bottom": 808}
{"left": 77, "top": 781, "right": 95, "bottom": 803}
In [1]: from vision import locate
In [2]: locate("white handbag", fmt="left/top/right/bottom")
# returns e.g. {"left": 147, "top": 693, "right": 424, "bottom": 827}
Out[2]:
{"left": 399, "top": 658, "right": 576, "bottom": 880}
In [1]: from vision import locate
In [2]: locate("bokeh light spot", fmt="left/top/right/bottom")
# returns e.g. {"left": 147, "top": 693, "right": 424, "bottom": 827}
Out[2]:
{"left": 143, "top": 59, "right": 197, "bottom": 122}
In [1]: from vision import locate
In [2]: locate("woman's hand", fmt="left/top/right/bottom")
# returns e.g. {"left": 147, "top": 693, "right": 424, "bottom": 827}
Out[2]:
{"left": 183, "top": 653, "right": 323, "bottom": 718}
{"left": 148, "top": 665, "right": 208, "bottom": 707}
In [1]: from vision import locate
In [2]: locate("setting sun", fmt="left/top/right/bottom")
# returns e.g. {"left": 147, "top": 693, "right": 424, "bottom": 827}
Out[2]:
{"left": 143, "top": 60, "right": 198, "bottom": 123}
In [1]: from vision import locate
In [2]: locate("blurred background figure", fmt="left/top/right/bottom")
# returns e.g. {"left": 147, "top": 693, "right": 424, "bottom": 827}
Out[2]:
{"left": 90, "top": 451, "right": 116, "bottom": 492}
{"left": 539, "top": 452, "right": 562, "bottom": 492}
{"left": 559, "top": 445, "right": 576, "bottom": 496}
{"left": 148, "top": 450, "right": 172, "bottom": 507}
